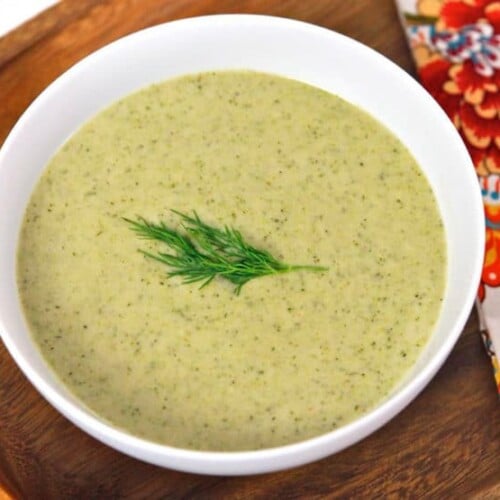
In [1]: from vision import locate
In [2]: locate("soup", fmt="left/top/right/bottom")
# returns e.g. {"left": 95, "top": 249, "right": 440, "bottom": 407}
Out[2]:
{"left": 17, "top": 71, "right": 446, "bottom": 451}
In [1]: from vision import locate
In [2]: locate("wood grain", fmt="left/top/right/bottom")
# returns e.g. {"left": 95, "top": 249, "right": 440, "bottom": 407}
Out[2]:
{"left": 0, "top": 0, "right": 103, "bottom": 68}
{"left": 1, "top": 1, "right": 499, "bottom": 498}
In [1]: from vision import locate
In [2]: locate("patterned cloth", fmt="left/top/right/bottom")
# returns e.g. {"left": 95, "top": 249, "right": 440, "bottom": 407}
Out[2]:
{"left": 396, "top": 0, "right": 500, "bottom": 394}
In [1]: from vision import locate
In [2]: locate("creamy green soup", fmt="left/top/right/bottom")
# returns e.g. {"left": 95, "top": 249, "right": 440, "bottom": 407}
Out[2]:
{"left": 17, "top": 71, "right": 446, "bottom": 451}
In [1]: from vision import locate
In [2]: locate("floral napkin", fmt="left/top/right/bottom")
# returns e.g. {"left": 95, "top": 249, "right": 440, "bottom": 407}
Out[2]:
{"left": 396, "top": 0, "right": 500, "bottom": 394}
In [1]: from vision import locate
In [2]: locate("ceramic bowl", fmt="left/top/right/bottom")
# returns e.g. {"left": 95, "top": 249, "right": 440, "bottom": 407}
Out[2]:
{"left": 0, "top": 15, "right": 484, "bottom": 475}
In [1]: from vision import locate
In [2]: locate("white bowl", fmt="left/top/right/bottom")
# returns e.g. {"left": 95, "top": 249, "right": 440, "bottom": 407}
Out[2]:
{"left": 0, "top": 15, "right": 484, "bottom": 475}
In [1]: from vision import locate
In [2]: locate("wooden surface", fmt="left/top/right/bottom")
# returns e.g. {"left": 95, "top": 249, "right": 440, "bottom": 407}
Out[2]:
{"left": 0, "top": 0, "right": 498, "bottom": 498}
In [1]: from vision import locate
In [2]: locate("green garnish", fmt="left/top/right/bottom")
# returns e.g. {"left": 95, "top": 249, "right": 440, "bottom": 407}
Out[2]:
{"left": 124, "top": 210, "right": 328, "bottom": 294}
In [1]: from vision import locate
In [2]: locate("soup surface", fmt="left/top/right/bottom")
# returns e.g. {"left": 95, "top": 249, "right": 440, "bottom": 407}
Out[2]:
{"left": 17, "top": 71, "right": 446, "bottom": 451}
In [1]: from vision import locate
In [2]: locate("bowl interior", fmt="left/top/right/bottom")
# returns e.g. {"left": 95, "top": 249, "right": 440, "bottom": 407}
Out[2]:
{"left": 0, "top": 15, "right": 484, "bottom": 475}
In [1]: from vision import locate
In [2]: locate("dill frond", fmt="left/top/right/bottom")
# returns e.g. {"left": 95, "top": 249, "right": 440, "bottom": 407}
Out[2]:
{"left": 124, "top": 211, "right": 328, "bottom": 294}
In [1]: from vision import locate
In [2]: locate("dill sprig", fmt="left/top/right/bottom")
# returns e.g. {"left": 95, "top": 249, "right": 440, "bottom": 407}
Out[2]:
{"left": 123, "top": 210, "right": 328, "bottom": 294}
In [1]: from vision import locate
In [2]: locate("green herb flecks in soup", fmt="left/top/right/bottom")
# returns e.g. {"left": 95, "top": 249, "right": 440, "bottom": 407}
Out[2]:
{"left": 17, "top": 71, "right": 446, "bottom": 451}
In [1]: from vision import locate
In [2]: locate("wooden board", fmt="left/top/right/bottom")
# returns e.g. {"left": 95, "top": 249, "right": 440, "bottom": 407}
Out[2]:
{"left": 0, "top": 1, "right": 499, "bottom": 497}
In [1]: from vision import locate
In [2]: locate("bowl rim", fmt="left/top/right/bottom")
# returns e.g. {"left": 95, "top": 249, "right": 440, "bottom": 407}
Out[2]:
{"left": 0, "top": 13, "right": 485, "bottom": 475}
